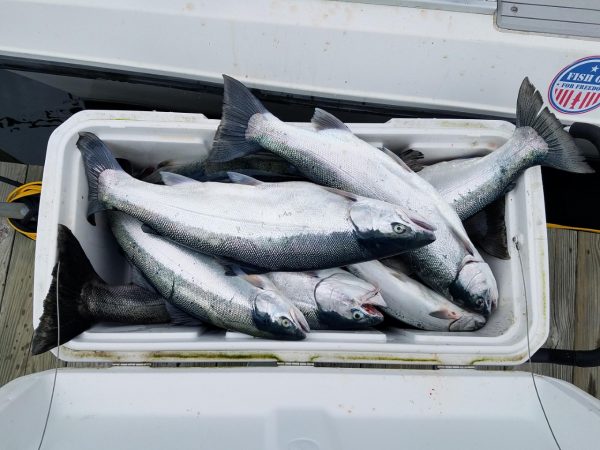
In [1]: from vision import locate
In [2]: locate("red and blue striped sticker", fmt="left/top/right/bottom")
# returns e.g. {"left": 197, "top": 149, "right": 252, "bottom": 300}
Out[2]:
{"left": 549, "top": 56, "right": 600, "bottom": 115}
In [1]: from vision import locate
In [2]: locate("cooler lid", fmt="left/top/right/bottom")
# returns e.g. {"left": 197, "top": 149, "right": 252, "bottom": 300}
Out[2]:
{"left": 1, "top": 367, "right": 598, "bottom": 450}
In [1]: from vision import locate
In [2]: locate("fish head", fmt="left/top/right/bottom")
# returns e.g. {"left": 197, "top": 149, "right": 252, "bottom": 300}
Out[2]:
{"left": 450, "top": 257, "right": 499, "bottom": 318}
{"left": 349, "top": 199, "right": 436, "bottom": 254}
{"left": 252, "top": 290, "right": 310, "bottom": 339}
{"left": 448, "top": 312, "right": 487, "bottom": 331}
{"left": 314, "top": 272, "right": 386, "bottom": 328}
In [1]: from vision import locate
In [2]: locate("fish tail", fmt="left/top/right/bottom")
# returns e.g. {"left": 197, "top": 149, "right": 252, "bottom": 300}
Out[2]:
{"left": 209, "top": 75, "right": 267, "bottom": 162}
{"left": 31, "top": 225, "right": 99, "bottom": 355}
{"left": 76, "top": 132, "right": 125, "bottom": 224}
{"left": 516, "top": 78, "right": 594, "bottom": 174}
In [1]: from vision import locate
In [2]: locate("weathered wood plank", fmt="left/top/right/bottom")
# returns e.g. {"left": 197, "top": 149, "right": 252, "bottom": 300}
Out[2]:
{"left": 0, "top": 166, "right": 43, "bottom": 386}
{"left": 0, "top": 232, "right": 37, "bottom": 385}
{"left": 527, "top": 229, "right": 577, "bottom": 382}
{"left": 574, "top": 232, "right": 600, "bottom": 399}
{"left": 507, "top": 229, "right": 578, "bottom": 378}
{"left": 0, "top": 163, "right": 27, "bottom": 313}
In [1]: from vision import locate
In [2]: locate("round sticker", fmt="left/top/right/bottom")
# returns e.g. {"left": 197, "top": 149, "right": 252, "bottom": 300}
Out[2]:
{"left": 549, "top": 56, "right": 600, "bottom": 115}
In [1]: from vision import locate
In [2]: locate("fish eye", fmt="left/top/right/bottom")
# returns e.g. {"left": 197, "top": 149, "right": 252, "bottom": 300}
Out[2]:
{"left": 280, "top": 317, "right": 291, "bottom": 328}
{"left": 392, "top": 222, "right": 406, "bottom": 234}
{"left": 352, "top": 309, "right": 365, "bottom": 320}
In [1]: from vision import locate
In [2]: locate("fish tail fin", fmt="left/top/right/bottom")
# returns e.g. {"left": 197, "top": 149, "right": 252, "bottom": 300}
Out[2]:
{"left": 516, "top": 78, "right": 594, "bottom": 174}
{"left": 209, "top": 75, "right": 267, "bottom": 162}
{"left": 76, "top": 132, "right": 125, "bottom": 224}
{"left": 31, "top": 225, "right": 99, "bottom": 355}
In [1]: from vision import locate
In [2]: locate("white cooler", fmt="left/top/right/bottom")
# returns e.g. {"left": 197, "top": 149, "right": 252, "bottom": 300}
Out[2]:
{"left": 0, "top": 111, "right": 598, "bottom": 449}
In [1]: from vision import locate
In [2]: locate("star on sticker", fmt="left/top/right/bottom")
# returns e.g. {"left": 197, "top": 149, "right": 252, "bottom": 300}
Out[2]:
{"left": 592, "top": 65, "right": 599, "bottom": 73}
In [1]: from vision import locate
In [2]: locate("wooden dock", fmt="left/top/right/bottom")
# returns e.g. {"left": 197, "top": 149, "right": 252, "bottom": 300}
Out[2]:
{"left": 0, "top": 161, "right": 598, "bottom": 399}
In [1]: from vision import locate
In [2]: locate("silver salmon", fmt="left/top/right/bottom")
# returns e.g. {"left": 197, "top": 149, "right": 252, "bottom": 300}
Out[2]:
{"left": 209, "top": 75, "right": 497, "bottom": 317}
{"left": 77, "top": 133, "right": 435, "bottom": 272}
{"left": 109, "top": 211, "right": 310, "bottom": 340}
{"left": 348, "top": 260, "right": 486, "bottom": 331}
{"left": 264, "top": 269, "right": 386, "bottom": 330}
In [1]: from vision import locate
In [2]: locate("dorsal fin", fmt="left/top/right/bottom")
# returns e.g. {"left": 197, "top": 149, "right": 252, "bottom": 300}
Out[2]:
{"left": 160, "top": 172, "right": 199, "bottom": 186}
{"left": 311, "top": 108, "right": 351, "bottom": 132}
{"left": 227, "top": 171, "right": 263, "bottom": 186}
{"left": 398, "top": 149, "right": 425, "bottom": 172}
{"left": 379, "top": 147, "right": 413, "bottom": 172}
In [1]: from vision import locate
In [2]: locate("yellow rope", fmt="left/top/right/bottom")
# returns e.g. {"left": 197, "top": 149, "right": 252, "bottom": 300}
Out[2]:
{"left": 547, "top": 223, "right": 600, "bottom": 234}
{"left": 5, "top": 181, "right": 42, "bottom": 240}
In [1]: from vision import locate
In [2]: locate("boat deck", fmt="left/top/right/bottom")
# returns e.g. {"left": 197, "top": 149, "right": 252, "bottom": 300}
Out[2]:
{"left": 0, "top": 161, "right": 598, "bottom": 399}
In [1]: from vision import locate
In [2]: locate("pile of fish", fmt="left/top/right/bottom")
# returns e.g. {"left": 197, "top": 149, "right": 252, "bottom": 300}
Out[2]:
{"left": 32, "top": 76, "right": 593, "bottom": 354}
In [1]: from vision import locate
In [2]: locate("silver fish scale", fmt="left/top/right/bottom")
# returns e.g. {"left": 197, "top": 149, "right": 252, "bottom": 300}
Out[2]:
{"left": 401, "top": 227, "right": 464, "bottom": 293}
{"left": 420, "top": 128, "right": 547, "bottom": 220}
{"left": 266, "top": 271, "right": 322, "bottom": 328}
{"left": 252, "top": 115, "right": 479, "bottom": 294}
{"left": 108, "top": 211, "right": 269, "bottom": 337}
{"left": 82, "top": 282, "right": 170, "bottom": 323}
{"left": 98, "top": 170, "right": 372, "bottom": 270}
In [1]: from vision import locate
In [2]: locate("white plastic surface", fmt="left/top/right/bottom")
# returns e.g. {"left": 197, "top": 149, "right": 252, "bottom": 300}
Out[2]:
{"left": 34, "top": 110, "right": 549, "bottom": 365}
{"left": 1, "top": 367, "right": 599, "bottom": 450}
{"left": 2, "top": 0, "right": 600, "bottom": 124}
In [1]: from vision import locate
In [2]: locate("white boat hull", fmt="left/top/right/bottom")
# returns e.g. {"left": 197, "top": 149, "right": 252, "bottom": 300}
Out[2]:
{"left": 2, "top": 0, "right": 600, "bottom": 123}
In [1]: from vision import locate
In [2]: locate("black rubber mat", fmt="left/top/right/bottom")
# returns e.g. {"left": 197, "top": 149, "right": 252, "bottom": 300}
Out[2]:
{"left": 543, "top": 123, "right": 600, "bottom": 233}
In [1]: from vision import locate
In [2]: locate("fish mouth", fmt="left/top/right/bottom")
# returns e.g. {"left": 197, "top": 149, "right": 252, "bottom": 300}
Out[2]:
{"left": 408, "top": 217, "right": 436, "bottom": 245}
{"left": 417, "top": 228, "right": 436, "bottom": 246}
{"left": 291, "top": 307, "right": 310, "bottom": 334}
{"left": 359, "top": 289, "right": 387, "bottom": 308}
{"left": 448, "top": 314, "right": 487, "bottom": 332}
{"left": 361, "top": 304, "right": 384, "bottom": 318}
